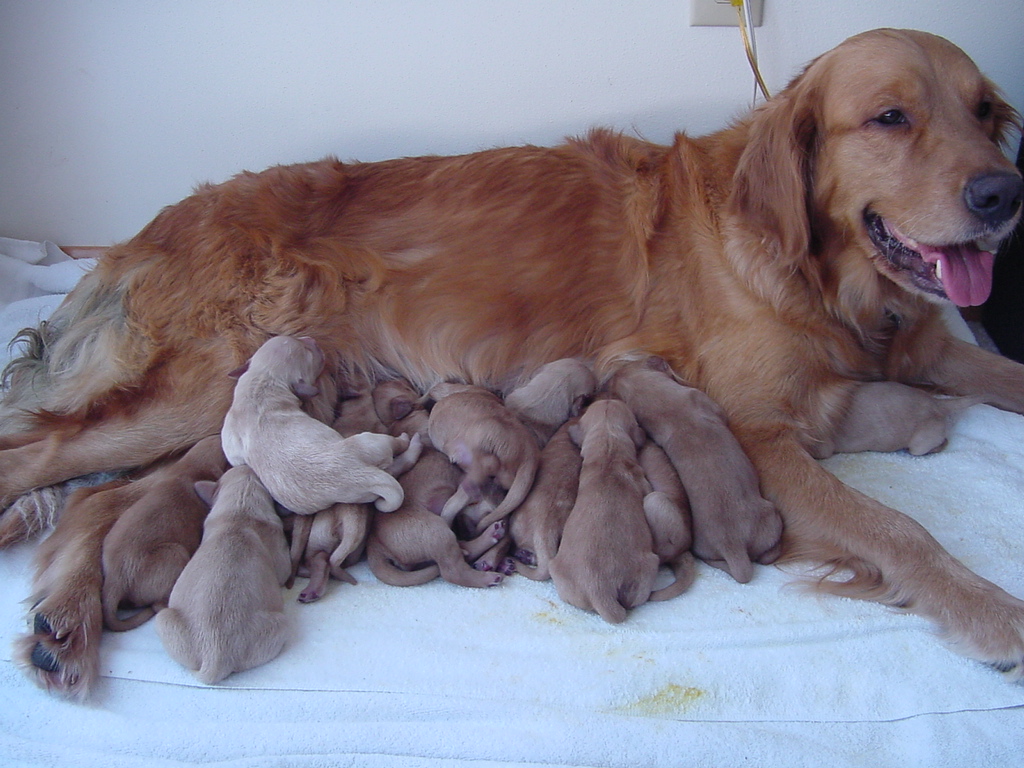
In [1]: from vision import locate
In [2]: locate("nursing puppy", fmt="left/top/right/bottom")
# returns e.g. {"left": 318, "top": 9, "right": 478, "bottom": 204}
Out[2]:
{"left": 333, "top": 374, "right": 388, "bottom": 437}
{"left": 155, "top": 465, "right": 291, "bottom": 685}
{"left": 221, "top": 335, "right": 420, "bottom": 514}
{"left": 427, "top": 382, "right": 539, "bottom": 530}
{"left": 809, "top": 381, "right": 984, "bottom": 459}
{"left": 549, "top": 399, "right": 660, "bottom": 623}
{"left": 508, "top": 420, "right": 582, "bottom": 581}
{"left": 608, "top": 357, "right": 781, "bottom": 584}
{"left": 639, "top": 441, "right": 696, "bottom": 601}
{"left": 373, "top": 379, "right": 430, "bottom": 440}
{"left": 101, "top": 436, "right": 228, "bottom": 630}
{"left": 366, "top": 448, "right": 506, "bottom": 588}
{"left": 504, "top": 358, "right": 597, "bottom": 444}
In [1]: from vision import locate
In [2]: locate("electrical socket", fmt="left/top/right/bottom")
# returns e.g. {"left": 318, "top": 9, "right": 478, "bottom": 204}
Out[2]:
{"left": 689, "top": 0, "right": 763, "bottom": 27}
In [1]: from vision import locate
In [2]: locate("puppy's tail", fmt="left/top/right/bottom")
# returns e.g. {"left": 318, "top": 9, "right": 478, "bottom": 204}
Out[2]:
{"left": 287, "top": 514, "right": 313, "bottom": 589}
{"left": 366, "top": 540, "right": 439, "bottom": 586}
{"left": 473, "top": 453, "right": 539, "bottom": 534}
{"left": 102, "top": 595, "right": 156, "bottom": 632}
{"left": 649, "top": 552, "right": 697, "bottom": 602}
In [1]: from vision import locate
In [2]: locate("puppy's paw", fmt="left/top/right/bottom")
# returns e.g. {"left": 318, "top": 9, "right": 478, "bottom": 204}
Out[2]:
{"left": 486, "top": 520, "right": 506, "bottom": 542}
{"left": 15, "top": 594, "right": 103, "bottom": 700}
{"left": 513, "top": 547, "right": 538, "bottom": 567}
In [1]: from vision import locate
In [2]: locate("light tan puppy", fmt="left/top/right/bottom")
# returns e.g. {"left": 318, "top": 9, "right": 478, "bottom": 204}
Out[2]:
{"left": 221, "top": 335, "right": 420, "bottom": 514}
{"left": 809, "top": 381, "right": 983, "bottom": 459}
{"left": 508, "top": 420, "right": 582, "bottom": 581}
{"left": 155, "top": 465, "right": 291, "bottom": 685}
{"left": 426, "top": 382, "right": 539, "bottom": 531}
{"left": 101, "top": 436, "right": 228, "bottom": 630}
{"left": 367, "top": 448, "right": 506, "bottom": 588}
{"left": 608, "top": 357, "right": 781, "bottom": 584}
{"left": 638, "top": 441, "right": 697, "bottom": 601}
{"left": 504, "top": 358, "right": 597, "bottom": 445}
{"left": 549, "top": 399, "right": 660, "bottom": 624}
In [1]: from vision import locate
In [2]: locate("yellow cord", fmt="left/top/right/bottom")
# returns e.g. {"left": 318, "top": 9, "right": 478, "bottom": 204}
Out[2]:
{"left": 731, "top": 0, "right": 771, "bottom": 100}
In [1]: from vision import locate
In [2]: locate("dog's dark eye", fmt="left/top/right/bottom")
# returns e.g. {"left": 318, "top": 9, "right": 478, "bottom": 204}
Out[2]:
{"left": 874, "top": 109, "right": 907, "bottom": 126}
{"left": 977, "top": 101, "right": 993, "bottom": 120}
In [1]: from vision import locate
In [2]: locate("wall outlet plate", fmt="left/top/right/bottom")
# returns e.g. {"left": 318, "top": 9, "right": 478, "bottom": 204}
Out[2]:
{"left": 689, "top": 0, "right": 763, "bottom": 27}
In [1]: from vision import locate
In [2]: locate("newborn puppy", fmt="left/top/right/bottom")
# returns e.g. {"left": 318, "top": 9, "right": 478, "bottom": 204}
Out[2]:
{"left": 426, "top": 382, "right": 539, "bottom": 531}
{"left": 333, "top": 373, "right": 387, "bottom": 437}
{"left": 639, "top": 441, "right": 696, "bottom": 601}
{"left": 509, "top": 420, "right": 582, "bottom": 580}
{"left": 367, "top": 448, "right": 505, "bottom": 588}
{"left": 221, "top": 335, "right": 420, "bottom": 513}
{"left": 288, "top": 502, "right": 369, "bottom": 602}
{"left": 504, "top": 358, "right": 597, "bottom": 444}
{"left": 608, "top": 356, "right": 781, "bottom": 584}
{"left": 101, "top": 436, "right": 228, "bottom": 630}
{"left": 549, "top": 399, "right": 660, "bottom": 624}
{"left": 810, "top": 381, "right": 984, "bottom": 459}
{"left": 373, "top": 379, "right": 430, "bottom": 441}
{"left": 155, "top": 465, "right": 291, "bottom": 685}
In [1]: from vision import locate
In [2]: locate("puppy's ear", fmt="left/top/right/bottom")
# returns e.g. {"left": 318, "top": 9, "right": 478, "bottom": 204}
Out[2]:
{"left": 194, "top": 480, "right": 218, "bottom": 507}
{"left": 728, "top": 68, "right": 819, "bottom": 265}
{"left": 291, "top": 381, "right": 320, "bottom": 400}
{"left": 389, "top": 397, "right": 414, "bottom": 421}
{"left": 643, "top": 355, "right": 672, "bottom": 374}
{"left": 227, "top": 361, "right": 250, "bottom": 379}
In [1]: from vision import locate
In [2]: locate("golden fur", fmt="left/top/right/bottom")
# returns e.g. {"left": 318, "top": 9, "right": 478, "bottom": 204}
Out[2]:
{"left": 3, "top": 28, "right": 1024, "bottom": 698}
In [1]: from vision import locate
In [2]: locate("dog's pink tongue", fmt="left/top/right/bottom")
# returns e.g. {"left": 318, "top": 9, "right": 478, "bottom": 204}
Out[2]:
{"left": 920, "top": 243, "right": 996, "bottom": 307}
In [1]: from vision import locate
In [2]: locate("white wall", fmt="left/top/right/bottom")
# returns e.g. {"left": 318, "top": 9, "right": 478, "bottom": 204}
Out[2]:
{"left": 1, "top": 0, "right": 1021, "bottom": 245}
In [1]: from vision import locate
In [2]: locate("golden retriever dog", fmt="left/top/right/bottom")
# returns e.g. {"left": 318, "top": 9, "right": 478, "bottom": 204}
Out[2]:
{"left": 2, "top": 28, "right": 1023, "bottom": 698}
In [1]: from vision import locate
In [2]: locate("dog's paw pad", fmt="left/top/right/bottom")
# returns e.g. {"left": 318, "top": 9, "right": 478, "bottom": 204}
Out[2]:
{"left": 30, "top": 642, "right": 60, "bottom": 673}
{"left": 987, "top": 659, "right": 1022, "bottom": 675}
{"left": 33, "top": 612, "right": 53, "bottom": 635}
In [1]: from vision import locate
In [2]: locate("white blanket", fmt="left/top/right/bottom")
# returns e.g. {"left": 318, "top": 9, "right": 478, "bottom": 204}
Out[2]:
{"left": 0, "top": 237, "right": 1022, "bottom": 766}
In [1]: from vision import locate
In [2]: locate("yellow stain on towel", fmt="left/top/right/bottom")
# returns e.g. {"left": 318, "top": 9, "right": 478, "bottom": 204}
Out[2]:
{"left": 618, "top": 683, "right": 706, "bottom": 716}
{"left": 532, "top": 599, "right": 566, "bottom": 626}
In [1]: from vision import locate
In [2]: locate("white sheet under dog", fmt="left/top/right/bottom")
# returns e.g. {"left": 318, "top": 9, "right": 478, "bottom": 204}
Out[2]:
{"left": 0, "top": 237, "right": 1022, "bottom": 766}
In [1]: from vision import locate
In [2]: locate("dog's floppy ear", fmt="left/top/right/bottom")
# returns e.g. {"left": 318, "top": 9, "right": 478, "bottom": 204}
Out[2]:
{"left": 728, "top": 69, "right": 819, "bottom": 265}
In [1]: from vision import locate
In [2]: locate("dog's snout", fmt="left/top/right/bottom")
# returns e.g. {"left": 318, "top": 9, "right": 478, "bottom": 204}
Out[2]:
{"left": 964, "top": 172, "right": 1023, "bottom": 226}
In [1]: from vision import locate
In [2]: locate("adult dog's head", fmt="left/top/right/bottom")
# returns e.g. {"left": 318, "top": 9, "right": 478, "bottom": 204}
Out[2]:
{"left": 730, "top": 28, "right": 1022, "bottom": 310}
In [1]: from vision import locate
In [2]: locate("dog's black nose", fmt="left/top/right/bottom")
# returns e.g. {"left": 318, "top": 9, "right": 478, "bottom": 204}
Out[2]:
{"left": 964, "top": 172, "right": 1023, "bottom": 227}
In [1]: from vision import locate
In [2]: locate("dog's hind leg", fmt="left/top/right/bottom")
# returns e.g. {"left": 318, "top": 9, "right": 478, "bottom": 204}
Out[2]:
{"left": 0, "top": 353, "right": 237, "bottom": 528}
{"left": 13, "top": 478, "right": 146, "bottom": 700}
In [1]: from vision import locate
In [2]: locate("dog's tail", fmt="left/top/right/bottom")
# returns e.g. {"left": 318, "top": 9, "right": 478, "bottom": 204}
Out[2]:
{"left": 1, "top": 265, "right": 133, "bottom": 435}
